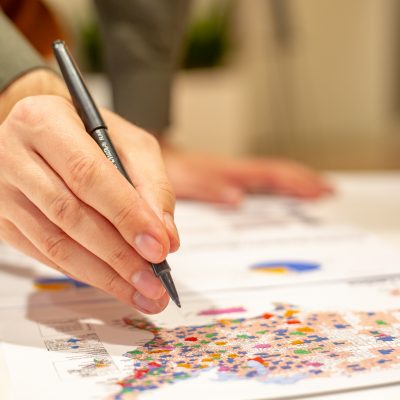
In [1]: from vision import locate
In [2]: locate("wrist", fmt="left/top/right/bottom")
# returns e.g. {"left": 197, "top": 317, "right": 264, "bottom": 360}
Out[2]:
{"left": 0, "top": 68, "right": 70, "bottom": 122}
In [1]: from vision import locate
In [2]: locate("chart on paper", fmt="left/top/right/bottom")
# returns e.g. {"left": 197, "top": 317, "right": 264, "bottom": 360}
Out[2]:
{"left": 170, "top": 197, "right": 400, "bottom": 293}
{"left": 1, "top": 275, "right": 400, "bottom": 400}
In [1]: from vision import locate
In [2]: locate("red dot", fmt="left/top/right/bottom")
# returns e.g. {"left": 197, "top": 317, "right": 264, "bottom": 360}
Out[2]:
{"left": 134, "top": 369, "right": 149, "bottom": 379}
{"left": 287, "top": 319, "right": 301, "bottom": 324}
{"left": 184, "top": 337, "right": 198, "bottom": 341}
{"left": 148, "top": 362, "right": 161, "bottom": 368}
{"left": 262, "top": 313, "right": 274, "bottom": 319}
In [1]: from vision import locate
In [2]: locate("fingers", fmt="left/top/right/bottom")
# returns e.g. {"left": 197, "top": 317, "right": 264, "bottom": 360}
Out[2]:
{"left": 9, "top": 96, "right": 170, "bottom": 263}
{"left": 0, "top": 218, "right": 63, "bottom": 272}
{"left": 177, "top": 172, "right": 243, "bottom": 205}
{"left": 162, "top": 149, "right": 244, "bottom": 205}
{"left": 108, "top": 113, "right": 180, "bottom": 252}
{"left": 225, "top": 158, "right": 333, "bottom": 199}
{"left": 5, "top": 148, "right": 166, "bottom": 300}
{"left": 0, "top": 95, "right": 179, "bottom": 314}
{"left": 0, "top": 191, "right": 169, "bottom": 313}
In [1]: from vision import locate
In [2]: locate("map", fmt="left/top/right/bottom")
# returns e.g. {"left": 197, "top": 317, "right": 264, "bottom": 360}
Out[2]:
{"left": 0, "top": 277, "right": 399, "bottom": 400}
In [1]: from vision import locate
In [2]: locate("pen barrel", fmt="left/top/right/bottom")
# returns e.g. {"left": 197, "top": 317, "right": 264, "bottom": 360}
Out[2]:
{"left": 91, "top": 128, "right": 132, "bottom": 184}
{"left": 53, "top": 40, "right": 106, "bottom": 133}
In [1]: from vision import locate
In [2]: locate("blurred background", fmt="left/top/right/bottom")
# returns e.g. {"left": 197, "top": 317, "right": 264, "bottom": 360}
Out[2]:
{"left": 44, "top": 0, "right": 400, "bottom": 169}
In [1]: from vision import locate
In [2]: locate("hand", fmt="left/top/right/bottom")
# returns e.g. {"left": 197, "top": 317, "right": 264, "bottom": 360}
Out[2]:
{"left": 0, "top": 72, "right": 179, "bottom": 314}
{"left": 161, "top": 146, "right": 333, "bottom": 205}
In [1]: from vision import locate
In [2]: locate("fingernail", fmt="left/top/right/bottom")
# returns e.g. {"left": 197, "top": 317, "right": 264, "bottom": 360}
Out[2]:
{"left": 133, "top": 291, "right": 163, "bottom": 314}
{"left": 163, "top": 212, "right": 180, "bottom": 252}
{"left": 132, "top": 269, "right": 165, "bottom": 300}
{"left": 135, "top": 234, "right": 163, "bottom": 262}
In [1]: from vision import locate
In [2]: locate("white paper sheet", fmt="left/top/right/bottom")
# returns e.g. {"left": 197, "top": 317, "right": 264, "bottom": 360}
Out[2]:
{"left": 1, "top": 196, "right": 400, "bottom": 399}
{"left": 0, "top": 276, "right": 400, "bottom": 400}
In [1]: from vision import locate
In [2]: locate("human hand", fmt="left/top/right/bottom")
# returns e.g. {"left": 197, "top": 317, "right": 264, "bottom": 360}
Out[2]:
{"left": 0, "top": 74, "right": 179, "bottom": 314}
{"left": 161, "top": 146, "right": 333, "bottom": 205}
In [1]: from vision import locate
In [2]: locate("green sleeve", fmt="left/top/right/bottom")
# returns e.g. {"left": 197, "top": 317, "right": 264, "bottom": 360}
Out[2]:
{"left": 95, "top": 0, "right": 191, "bottom": 134}
{"left": 0, "top": 11, "right": 48, "bottom": 92}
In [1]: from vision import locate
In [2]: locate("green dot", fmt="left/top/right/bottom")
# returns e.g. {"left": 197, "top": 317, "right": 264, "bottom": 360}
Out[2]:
{"left": 127, "top": 350, "right": 143, "bottom": 355}
{"left": 376, "top": 320, "right": 388, "bottom": 325}
{"left": 294, "top": 349, "right": 311, "bottom": 354}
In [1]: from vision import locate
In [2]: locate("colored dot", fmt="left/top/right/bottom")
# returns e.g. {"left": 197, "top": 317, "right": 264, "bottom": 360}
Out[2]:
{"left": 294, "top": 349, "right": 311, "bottom": 355}
{"left": 262, "top": 313, "right": 274, "bottom": 319}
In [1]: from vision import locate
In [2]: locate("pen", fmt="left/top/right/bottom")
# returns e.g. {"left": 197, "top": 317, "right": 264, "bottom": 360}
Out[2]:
{"left": 52, "top": 40, "right": 181, "bottom": 308}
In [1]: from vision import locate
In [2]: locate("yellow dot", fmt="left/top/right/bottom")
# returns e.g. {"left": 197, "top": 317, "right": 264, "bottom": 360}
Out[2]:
{"left": 297, "top": 327, "right": 314, "bottom": 333}
{"left": 284, "top": 309, "right": 299, "bottom": 318}
{"left": 291, "top": 340, "right": 304, "bottom": 345}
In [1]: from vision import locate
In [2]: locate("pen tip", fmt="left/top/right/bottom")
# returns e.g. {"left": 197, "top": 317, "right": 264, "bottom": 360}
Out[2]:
{"left": 174, "top": 298, "right": 181, "bottom": 308}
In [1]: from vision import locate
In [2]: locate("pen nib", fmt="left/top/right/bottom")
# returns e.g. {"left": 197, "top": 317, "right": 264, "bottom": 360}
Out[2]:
{"left": 151, "top": 261, "right": 181, "bottom": 308}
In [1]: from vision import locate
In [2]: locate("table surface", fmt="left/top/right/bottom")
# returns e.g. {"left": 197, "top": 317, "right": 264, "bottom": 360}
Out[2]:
{"left": 0, "top": 171, "right": 399, "bottom": 399}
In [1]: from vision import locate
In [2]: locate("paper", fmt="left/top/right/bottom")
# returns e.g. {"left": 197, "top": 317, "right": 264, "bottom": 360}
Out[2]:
{"left": 0, "top": 195, "right": 400, "bottom": 399}
{"left": 170, "top": 197, "right": 400, "bottom": 293}
{"left": 0, "top": 276, "right": 400, "bottom": 399}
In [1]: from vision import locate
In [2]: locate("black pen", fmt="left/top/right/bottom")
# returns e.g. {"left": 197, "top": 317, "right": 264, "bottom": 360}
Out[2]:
{"left": 52, "top": 40, "right": 181, "bottom": 308}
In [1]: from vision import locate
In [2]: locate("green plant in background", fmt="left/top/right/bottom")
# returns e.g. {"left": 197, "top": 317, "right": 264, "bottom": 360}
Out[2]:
{"left": 181, "top": 1, "right": 233, "bottom": 70}
{"left": 80, "top": 17, "right": 103, "bottom": 72}
{"left": 79, "top": 1, "right": 233, "bottom": 73}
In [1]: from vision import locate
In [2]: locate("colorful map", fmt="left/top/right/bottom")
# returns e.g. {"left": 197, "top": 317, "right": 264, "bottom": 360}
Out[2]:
{"left": 112, "top": 304, "right": 400, "bottom": 398}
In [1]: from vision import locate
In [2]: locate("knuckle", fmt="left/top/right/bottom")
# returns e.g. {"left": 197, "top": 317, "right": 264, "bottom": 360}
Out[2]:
{"left": 142, "top": 131, "right": 159, "bottom": 148}
{"left": 113, "top": 201, "right": 138, "bottom": 228}
{"left": 8, "top": 96, "right": 44, "bottom": 127}
{"left": 108, "top": 244, "right": 133, "bottom": 270}
{"left": 157, "top": 180, "right": 176, "bottom": 208}
{"left": 67, "top": 153, "right": 98, "bottom": 192}
{"left": 48, "top": 192, "right": 81, "bottom": 227}
{"left": 43, "top": 232, "right": 70, "bottom": 262}
{"left": 102, "top": 271, "right": 121, "bottom": 295}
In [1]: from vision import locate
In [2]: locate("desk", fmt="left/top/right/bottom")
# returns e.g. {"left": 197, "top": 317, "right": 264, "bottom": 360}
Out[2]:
{"left": 0, "top": 171, "right": 399, "bottom": 399}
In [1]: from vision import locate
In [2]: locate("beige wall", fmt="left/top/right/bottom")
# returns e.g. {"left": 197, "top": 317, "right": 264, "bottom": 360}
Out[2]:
{"left": 47, "top": 0, "right": 400, "bottom": 169}
{"left": 170, "top": 0, "right": 400, "bottom": 169}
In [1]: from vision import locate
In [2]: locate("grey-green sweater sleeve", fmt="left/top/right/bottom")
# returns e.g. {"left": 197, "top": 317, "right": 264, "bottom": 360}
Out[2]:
{"left": 0, "top": 11, "right": 47, "bottom": 92}
{"left": 95, "top": 0, "right": 190, "bottom": 134}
